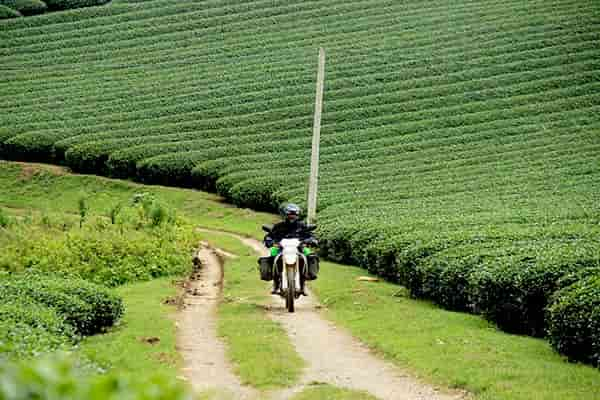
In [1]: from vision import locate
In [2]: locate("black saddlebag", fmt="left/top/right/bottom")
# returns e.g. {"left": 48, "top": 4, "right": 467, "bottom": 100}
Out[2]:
{"left": 258, "top": 257, "right": 273, "bottom": 281}
{"left": 305, "top": 254, "right": 320, "bottom": 280}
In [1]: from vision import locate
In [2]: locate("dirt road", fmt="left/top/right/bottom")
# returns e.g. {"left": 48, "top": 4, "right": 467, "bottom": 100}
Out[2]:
{"left": 177, "top": 243, "right": 257, "bottom": 399}
{"left": 181, "top": 229, "right": 465, "bottom": 400}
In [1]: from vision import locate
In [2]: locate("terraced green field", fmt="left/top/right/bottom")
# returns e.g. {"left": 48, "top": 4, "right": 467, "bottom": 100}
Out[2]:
{"left": 1, "top": 0, "right": 599, "bottom": 363}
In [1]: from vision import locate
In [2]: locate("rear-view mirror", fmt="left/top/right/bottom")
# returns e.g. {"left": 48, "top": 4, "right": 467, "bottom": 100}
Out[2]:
{"left": 262, "top": 224, "right": 273, "bottom": 233}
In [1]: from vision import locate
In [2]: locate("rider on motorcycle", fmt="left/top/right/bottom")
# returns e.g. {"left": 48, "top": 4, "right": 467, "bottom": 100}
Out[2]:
{"left": 263, "top": 203, "right": 317, "bottom": 294}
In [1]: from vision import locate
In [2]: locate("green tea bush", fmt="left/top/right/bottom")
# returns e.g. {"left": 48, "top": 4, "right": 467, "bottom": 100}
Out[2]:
{"left": 1, "top": 132, "right": 70, "bottom": 163}
{"left": 417, "top": 256, "right": 479, "bottom": 312}
{"left": 0, "top": 275, "right": 121, "bottom": 359}
{"left": 0, "top": 322, "right": 66, "bottom": 360}
{"left": 394, "top": 241, "right": 442, "bottom": 292}
{"left": 0, "top": 4, "right": 20, "bottom": 18}
{"left": 41, "top": 278, "right": 124, "bottom": 335}
{"left": 321, "top": 224, "right": 600, "bottom": 350}
{"left": 0, "top": 0, "right": 107, "bottom": 18}
{"left": 469, "top": 240, "right": 600, "bottom": 336}
{"left": 0, "top": 355, "right": 193, "bottom": 400}
{"left": 469, "top": 261, "right": 537, "bottom": 334}
{"left": 0, "top": 0, "right": 47, "bottom": 15}
{"left": 229, "top": 176, "right": 288, "bottom": 212}
{"left": 0, "top": 300, "right": 75, "bottom": 340}
{"left": 135, "top": 152, "right": 202, "bottom": 188}
{"left": 546, "top": 273, "right": 600, "bottom": 366}
{"left": 0, "top": 276, "right": 123, "bottom": 336}
{"left": 0, "top": 300, "right": 75, "bottom": 360}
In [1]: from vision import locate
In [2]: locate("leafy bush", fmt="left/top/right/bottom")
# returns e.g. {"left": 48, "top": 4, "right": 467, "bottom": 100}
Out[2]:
{"left": 109, "top": 203, "right": 122, "bottom": 224}
{"left": 41, "top": 277, "right": 124, "bottom": 335}
{"left": 0, "top": 355, "right": 192, "bottom": 400}
{"left": 0, "top": 276, "right": 123, "bottom": 336}
{"left": 149, "top": 202, "right": 168, "bottom": 227}
{"left": 0, "top": 208, "right": 10, "bottom": 228}
{"left": 417, "top": 255, "right": 479, "bottom": 311}
{"left": 0, "top": 0, "right": 106, "bottom": 17}
{"left": 229, "top": 176, "right": 288, "bottom": 212}
{"left": 0, "top": 0, "right": 47, "bottom": 15}
{"left": 0, "top": 300, "right": 75, "bottom": 340}
{"left": 0, "top": 300, "right": 75, "bottom": 360}
{"left": 0, "top": 322, "right": 66, "bottom": 361}
{"left": 546, "top": 273, "right": 600, "bottom": 366}
{"left": 2, "top": 132, "right": 71, "bottom": 163}
{"left": 0, "top": 4, "right": 20, "bottom": 18}
{"left": 469, "top": 239, "right": 600, "bottom": 336}
{"left": 132, "top": 192, "right": 174, "bottom": 228}
{"left": 0, "top": 275, "right": 121, "bottom": 359}
{"left": 0, "top": 221, "right": 192, "bottom": 287}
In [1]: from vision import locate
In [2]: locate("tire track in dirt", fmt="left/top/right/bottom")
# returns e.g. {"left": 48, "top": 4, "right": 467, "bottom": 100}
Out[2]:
{"left": 197, "top": 228, "right": 466, "bottom": 400}
{"left": 177, "top": 241, "right": 257, "bottom": 399}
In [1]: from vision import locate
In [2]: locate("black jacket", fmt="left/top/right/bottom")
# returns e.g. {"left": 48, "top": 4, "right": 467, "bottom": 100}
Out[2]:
{"left": 266, "top": 220, "right": 312, "bottom": 245}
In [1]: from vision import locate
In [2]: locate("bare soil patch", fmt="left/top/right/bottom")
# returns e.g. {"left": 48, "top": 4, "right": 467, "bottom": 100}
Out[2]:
{"left": 11, "top": 161, "right": 68, "bottom": 179}
{"left": 139, "top": 336, "right": 161, "bottom": 345}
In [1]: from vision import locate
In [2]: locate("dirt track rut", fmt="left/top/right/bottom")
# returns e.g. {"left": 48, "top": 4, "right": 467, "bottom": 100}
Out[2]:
{"left": 177, "top": 243, "right": 257, "bottom": 399}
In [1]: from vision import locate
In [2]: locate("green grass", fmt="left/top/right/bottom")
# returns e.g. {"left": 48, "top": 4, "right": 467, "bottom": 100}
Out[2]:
{"left": 311, "top": 261, "right": 600, "bottom": 400}
{"left": 290, "top": 383, "right": 377, "bottom": 400}
{"left": 78, "top": 277, "right": 181, "bottom": 378}
{"left": 196, "top": 230, "right": 305, "bottom": 390}
{"left": 0, "top": 160, "right": 275, "bottom": 239}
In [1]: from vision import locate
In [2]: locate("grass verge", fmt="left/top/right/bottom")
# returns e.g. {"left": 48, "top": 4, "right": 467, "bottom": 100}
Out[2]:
{"left": 290, "top": 383, "right": 378, "bottom": 400}
{"left": 77, "top": 277, "right": 181, "bottom": 379}
{"left": 311, "top": 261, "right": 600, "bottom": 400}
{"left": 196, "top": 230, "right": 305, "bottom": 390}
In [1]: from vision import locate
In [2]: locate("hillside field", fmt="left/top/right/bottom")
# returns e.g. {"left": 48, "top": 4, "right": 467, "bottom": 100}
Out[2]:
{"left": 1, "top": 161, "right": 599, "bottom": 400}
{"left": 1, "top": 0, "right": 599, "bottom": 364}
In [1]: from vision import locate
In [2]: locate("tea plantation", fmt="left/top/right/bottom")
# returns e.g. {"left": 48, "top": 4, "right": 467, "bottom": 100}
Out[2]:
{"left": 1, "top": 0, "right": 599, "bottom": 365}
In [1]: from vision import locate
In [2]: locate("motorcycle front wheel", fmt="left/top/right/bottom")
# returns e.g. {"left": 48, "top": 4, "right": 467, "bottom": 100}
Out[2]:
{"left": 286, "top": 267, "right": 295, "bottom": 313}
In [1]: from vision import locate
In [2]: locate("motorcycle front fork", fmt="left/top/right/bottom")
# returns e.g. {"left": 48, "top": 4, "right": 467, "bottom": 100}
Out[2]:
{"left": 274, "top": 266, "right": 305, "bottom": 294}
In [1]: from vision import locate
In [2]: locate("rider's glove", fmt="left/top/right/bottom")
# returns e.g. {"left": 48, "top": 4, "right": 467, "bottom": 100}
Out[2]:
{"left": 305, "top": 238, "right": 318, "bottom": 247}
{"left": 264, "top": 237, "right": 274, "bottom": 248}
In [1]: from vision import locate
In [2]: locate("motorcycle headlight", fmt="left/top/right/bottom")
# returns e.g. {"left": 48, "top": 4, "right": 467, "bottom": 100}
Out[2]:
{"left": 283, "top": 253, "right": 297, "bottom": 265}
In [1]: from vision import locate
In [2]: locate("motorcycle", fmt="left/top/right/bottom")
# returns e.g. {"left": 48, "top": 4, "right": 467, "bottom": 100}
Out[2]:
{"left": 261, "top": 224, "right": 317, "bottom": 313}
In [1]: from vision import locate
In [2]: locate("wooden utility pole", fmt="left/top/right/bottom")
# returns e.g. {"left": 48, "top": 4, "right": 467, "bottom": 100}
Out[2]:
{"left": 307, "top": 47, "right": 325, "bottom": 225}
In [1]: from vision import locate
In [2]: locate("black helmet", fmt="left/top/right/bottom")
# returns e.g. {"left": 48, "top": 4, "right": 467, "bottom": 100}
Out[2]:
{"left": 283, "top": 203, "right": 301, "bottom": 223}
